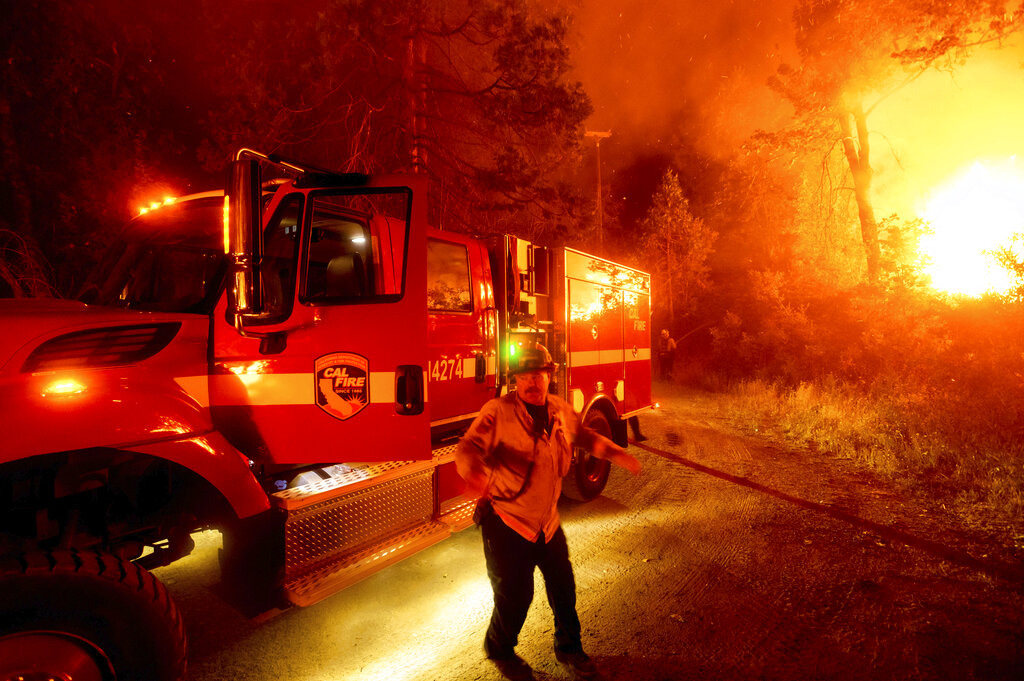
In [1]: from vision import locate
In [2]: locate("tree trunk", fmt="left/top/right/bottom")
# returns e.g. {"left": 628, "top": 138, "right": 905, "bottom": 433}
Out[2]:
{"left": 839, "top": 103, "right": 880, "bottom": 283}
{"left": 666, "top": 236, "right": 675, "bottom": 320}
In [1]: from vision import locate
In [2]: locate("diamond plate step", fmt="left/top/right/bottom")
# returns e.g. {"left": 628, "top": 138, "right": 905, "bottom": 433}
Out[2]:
{"left": 271, "top": 445, "right": 474, "bottom": 608}
{"left": 283, "top": 521, "right": 451, "bottom": 607}
{"left": 439, "top": 496, "right": 477, "bottom": 532}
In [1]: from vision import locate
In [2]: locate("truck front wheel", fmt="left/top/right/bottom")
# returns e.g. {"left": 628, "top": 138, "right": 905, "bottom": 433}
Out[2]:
{"left": 562, "top": 409, "right": 613, "bottom": 501}
{"left": 0, "top": 550, "right": 187, "bottom": 681}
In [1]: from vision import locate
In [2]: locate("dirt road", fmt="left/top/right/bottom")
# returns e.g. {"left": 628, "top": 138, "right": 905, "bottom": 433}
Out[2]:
{"left": 160, "top": 386, "right": 1024, "bottom": 680}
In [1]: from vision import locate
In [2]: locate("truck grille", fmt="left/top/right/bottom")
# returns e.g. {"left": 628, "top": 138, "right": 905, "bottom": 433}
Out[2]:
{"left": 21, "top": 323, "right": 181, "bottom": 372}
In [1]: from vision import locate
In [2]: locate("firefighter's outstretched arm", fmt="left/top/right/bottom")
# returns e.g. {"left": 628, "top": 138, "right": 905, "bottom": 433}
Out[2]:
{"left": 594, "top": 437, "right": 642, "bottom": 475}
{"left": 455, "top": 408, "right": 497, "bottom": 497}
{"left": 577, "top": 428, "right": 642, "bottom": 476}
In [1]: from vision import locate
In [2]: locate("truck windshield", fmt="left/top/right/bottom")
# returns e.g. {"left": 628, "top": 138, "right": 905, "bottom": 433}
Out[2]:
{"left": 79, "top": 196, "right": 227, "bottom": 314}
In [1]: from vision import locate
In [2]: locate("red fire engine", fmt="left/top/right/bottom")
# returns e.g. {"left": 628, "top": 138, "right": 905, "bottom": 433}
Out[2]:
{"left": 0, "top": 150, "right": 651, "bottom": 680}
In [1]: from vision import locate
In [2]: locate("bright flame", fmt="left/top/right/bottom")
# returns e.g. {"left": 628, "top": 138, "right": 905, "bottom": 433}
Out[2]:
{"left": 918, "top": 160, "right": 1024, "bottom": 296}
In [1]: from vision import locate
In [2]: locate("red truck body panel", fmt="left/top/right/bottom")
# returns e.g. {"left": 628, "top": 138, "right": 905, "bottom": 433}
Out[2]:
{"left": 425, "top": 231, "right": 498, "bottom": 429}
{"left": 562, "top": 248, "right": 651, "bottom": 417}
{"left": 210, "top": 178, "right": 432, "bottom": 466}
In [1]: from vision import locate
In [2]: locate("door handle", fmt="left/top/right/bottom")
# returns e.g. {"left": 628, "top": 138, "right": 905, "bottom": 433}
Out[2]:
{"left": 474, "top": 352, "right": 486, "bottom": 384}
{"left": 395, "top": 365, "right": 424, "bottom": 415}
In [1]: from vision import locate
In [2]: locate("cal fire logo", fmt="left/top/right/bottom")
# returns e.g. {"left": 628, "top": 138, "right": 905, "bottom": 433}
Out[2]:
{"left": 315, "top": 352, "right": 369, "bottom": 420}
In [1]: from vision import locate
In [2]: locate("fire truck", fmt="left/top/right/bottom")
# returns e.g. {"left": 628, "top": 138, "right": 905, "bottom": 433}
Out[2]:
{"left": 0, "top": 150, "right": 651, "bottom": 680}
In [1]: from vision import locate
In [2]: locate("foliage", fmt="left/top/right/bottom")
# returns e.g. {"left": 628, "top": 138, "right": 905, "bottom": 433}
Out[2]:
{"left": 1, "top": 0, "right": 591, "bottom": 297}
{"left": 199, "top": 0, "right": 592, "bottom": 241}
{"left": 0, "top": 229, "right": 55, "bottom": 297}
{"left": 686, "top": 5, "right": 1024, "bottom": 524}
{"left": 876, "top": 214, "right": 931, "bottom": 291}
{"left": 720, "top": 373, "right": 1024, "bottom": 533}
{"left": 637, "top": 168, "right": 717, "bottom": 327}
{"left": 991, "top": 234, "right": 1024, "bottom": 303}
{"left": 1, "top": 1, "right": 213, "bottom": 295}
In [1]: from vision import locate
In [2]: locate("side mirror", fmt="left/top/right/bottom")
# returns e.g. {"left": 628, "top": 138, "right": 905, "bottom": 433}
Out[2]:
{"left": 226, "top": 159, "right": 263, "bottom": 317}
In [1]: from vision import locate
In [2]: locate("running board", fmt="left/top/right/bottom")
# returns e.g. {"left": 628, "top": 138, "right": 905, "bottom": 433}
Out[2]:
{"left": 283, "top": 520, "right": 451, "bottom": 606}
{"left": 439, "top": 496, "right": 476, "bottom": 532}
{"left": 271, "top": 449, "right": 475, "bottom": 607}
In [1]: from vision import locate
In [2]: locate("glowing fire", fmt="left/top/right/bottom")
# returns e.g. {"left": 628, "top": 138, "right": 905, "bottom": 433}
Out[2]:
{"left": 918, "top": 159, "right": 1024, "bottom": 297}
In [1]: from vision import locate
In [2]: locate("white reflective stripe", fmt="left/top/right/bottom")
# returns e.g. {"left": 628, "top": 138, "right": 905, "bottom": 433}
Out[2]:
{"left": 600, "top": 348, "right": 624, "bottom": 364}
{"left": 487, "top": 354, "right": 496, "bottom": 374}
{"left": 174, "top": 376, "right": 210, "bottom": 408}
{"left": 462, "top": 357, "right": 476, "bottom": 378}
{"left": 369, "top": 371, "right": 395, "bottom": 403}
{"left": 569, "top": 350, "right": 601, "bottom": 367}
{"left": 177, "top": 372, "right": 398, "bottom": 407}
{"left": 210, "top": 373, "right": 311, "bottom": 405}
{"left": 570, "top": 349, "right": 650, "bottom": 367}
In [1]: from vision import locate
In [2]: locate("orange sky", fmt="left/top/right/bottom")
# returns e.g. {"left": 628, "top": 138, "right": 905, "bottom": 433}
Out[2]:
{"left": 571, "top": 0, "right": 796, "bottom": 156}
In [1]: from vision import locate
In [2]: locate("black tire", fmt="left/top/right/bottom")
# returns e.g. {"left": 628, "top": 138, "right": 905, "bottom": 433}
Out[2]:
{"left": 562, "top": 409, "right": 613, "bottom": 501}
{"left": 0, "top": 550, "right": 187, "bottom": 681}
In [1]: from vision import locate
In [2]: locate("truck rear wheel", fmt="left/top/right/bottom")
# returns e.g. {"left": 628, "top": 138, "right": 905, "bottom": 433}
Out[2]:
{"left": 0, "top": 550, "right": 187, "bottom": 681}
{"left": 562, "top": 409, "right": 613, "bottom": 501}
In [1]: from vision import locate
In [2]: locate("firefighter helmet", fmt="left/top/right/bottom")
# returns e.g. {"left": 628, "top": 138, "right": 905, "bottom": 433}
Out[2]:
{"left": 510, "top": 342, "right": 557, "bottom": 374}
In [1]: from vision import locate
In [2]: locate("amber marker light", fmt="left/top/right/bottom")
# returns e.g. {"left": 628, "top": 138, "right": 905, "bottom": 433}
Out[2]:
{"left": 137, "top": 195, "right": 180, "bottom": 217}
{"left": 42, "top": 378, "right": 87, "bottom": 397}
{"left": 223, "top": 196, "right": 231, "bottom": 254}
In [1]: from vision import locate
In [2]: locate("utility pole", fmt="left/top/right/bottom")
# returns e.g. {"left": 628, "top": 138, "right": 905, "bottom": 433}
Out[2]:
{"left": 585, "top": 130, "right": 611, "bottom": 251}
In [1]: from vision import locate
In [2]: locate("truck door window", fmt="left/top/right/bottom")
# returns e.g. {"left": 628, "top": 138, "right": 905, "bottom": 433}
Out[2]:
{"left": 426, "top": 239, "right": 472, "bottom": 313}
{"left": 302, "top": 190, "right": 410, "bottom": 304}
{"left": 258, "top": 194, "right": 303, "bottom": 323}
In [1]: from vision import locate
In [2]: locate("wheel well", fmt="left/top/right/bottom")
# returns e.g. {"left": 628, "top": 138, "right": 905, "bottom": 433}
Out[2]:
{"left": 583, "top": 397, "right": 627, "bottom": 447}
{"left": 0, "top": 449, "right": 234, "bottom": 560}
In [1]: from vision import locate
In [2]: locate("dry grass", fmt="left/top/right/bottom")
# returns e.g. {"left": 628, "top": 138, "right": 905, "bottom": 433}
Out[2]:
{"left": 714, "top": 378, "right": 1024, "bottom": 535}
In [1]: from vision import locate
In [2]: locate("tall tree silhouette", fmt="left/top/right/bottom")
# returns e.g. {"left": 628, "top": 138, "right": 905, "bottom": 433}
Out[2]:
{"left": 639, "top": 168, "right": 717, "bottom": 324}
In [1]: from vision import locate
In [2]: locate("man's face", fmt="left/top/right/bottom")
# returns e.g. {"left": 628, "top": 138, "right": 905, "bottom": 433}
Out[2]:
{"left": 514, "top": 370, "right": 551, "bottom": 406}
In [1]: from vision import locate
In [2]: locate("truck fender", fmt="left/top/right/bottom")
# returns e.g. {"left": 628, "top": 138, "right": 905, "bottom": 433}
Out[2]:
{"left": 2, "top": 367, "right": 215, "bottom": 464}
{"left": 128, "top": 431, "right": 271, "bottom": 520}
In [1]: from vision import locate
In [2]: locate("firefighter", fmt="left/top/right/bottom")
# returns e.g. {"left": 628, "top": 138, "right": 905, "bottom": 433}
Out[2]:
{"left": 657, "top": 328, "right": 677, "bottom": 379}
{"left": 455, "top": 343, "right": 641, "bottom": 679}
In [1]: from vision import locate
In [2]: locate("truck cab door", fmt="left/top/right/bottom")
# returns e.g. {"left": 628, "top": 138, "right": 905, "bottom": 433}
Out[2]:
{"left": 425, "top": 234, "right": 497, "bottom": 436}
{"left": 211, "top": 177, "right": 429, "bottom": 465}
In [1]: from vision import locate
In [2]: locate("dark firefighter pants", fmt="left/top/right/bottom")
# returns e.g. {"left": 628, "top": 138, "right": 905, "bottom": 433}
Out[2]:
{"left": 480, "top": 511, "right": 583, "bottom": 659}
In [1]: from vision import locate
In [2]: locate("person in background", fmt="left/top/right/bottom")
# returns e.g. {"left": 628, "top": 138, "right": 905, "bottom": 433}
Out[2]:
{"left": 456, "top": 343, "right": 642, "bottom": 680}
{"left": 628, "top": 415, "right": 647, "bottom": 442}
{"left": 657, "top": 328, "right": 677, "bottom": 380}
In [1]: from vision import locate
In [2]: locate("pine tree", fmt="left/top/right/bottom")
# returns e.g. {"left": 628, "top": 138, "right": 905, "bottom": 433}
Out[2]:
{"left": 639, "top": 168, "right": 717, "bottom": 324}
